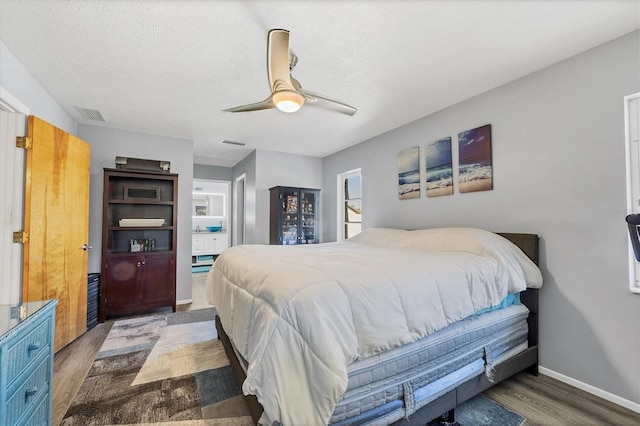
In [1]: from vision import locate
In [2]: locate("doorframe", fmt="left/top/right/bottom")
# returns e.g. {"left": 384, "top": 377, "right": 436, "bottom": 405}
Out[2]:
{"left": 234, "top": 173, "right": 246, "bottom": 246}
{"left": 0, "top": 87, "right": 29, "bottom": 305}
{"left": 191, "top": 177, "right": 231, "bottom": 245}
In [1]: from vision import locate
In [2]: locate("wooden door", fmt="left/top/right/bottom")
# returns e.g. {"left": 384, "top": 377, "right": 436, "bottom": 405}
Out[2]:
{"left": 23, "top": 116, "right": 91, "bottom": 352}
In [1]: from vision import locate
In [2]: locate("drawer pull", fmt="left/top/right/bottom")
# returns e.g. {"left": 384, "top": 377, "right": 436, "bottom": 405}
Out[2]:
{"left": 28, "top": 341, "right": 41, "bottom": 351}
{"left": 25, "top": 387, "right": 38, "bottom": 398}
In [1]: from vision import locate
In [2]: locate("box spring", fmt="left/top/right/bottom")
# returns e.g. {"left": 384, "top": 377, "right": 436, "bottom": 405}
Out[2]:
{"left": 330, "top": 304, "right": 529, "bottom": 425}
{"left": 216, "top": 303, "right": 530, "bottom": 426}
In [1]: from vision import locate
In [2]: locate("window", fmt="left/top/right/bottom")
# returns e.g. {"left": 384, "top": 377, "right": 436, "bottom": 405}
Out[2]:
{"left": 625, "top": 92, "right": 640, "bottom": 294}
{"left": 338, "top": 169, "right": 362, "bottom": 241}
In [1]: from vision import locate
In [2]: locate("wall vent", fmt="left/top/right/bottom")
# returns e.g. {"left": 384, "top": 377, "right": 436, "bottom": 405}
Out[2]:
{"left": 75, "top": 106, "right": 106, "bottom": 122}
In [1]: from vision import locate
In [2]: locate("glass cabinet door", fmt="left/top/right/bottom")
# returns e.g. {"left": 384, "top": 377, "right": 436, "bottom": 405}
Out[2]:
{"left": 300, "top": 190, "right": 318, "bottom": 244}
{"left": 281, "top": 189, "right": 299, "bottom": 245}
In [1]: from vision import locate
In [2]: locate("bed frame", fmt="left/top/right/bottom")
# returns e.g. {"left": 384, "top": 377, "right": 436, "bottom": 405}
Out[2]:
{"left": 215, "top": 232, "right": 540, "bottom": 425}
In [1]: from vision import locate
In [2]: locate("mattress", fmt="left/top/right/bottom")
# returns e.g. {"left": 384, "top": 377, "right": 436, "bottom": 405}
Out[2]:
{"left": 330, "top": 304, "right": 530, "bottom": 425}
{"left": 208, "top": 228, "right": 543, "bottom": 424}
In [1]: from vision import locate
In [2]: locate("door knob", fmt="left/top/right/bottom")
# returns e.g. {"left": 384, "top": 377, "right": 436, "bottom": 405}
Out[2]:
{"left": 82, "top": 244, "right": 93, "bottom": 251}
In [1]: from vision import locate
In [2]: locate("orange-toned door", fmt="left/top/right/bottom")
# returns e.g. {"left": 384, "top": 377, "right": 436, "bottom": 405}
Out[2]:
{"left": 22, "top": 115, "right": 91, "bottom": 352}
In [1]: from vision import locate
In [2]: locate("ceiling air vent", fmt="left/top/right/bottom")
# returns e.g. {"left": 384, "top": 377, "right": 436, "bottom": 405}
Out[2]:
{"left": 220, "top": 139, "right": 246, "bottom": 146}
{"left": 75, "top": 106, "right": 106, "bottom": 122}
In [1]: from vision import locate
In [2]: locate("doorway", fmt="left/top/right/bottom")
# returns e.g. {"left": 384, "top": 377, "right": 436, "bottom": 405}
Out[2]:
{"left": 0, "top": 110, "right": 27, "bottom": 305}
{"left": 234, "top": 174, "right": 246, "bottom": 246}
{"left": 191, "top": 178, "right": 230, "bottom": 273}
{"left": 0, "top": 88, "right": 29, "bottom": 306}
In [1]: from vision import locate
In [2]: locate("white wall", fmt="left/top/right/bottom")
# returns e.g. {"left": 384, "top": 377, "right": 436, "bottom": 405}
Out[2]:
{"left": 323, "top": 31, "right": 640, "bottom": 407}
{"left": 0, "top": 43, "right": 76, "bottom": 134}
{"left": 255, "top": 149, "right": 323, "bottom": 244}
{"left": 77, "top": 125, "right": 194, "bottom": 303}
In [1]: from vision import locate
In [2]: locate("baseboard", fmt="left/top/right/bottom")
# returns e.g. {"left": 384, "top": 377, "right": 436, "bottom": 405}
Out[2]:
{"left": 177, "top": 298, "right": 193, "bottom": 306}
{"left": 539, "top": 366, "right": 640, "bottom": 413}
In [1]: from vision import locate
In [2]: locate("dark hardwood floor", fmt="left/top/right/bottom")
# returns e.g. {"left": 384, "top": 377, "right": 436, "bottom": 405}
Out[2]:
{"left": 53, "top": 274, "right": 640, "bottom": 425}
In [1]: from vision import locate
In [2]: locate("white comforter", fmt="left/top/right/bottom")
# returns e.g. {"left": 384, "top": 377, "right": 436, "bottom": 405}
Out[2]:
{"left": 207, "top": 228, "right": 542, "bottom": 425}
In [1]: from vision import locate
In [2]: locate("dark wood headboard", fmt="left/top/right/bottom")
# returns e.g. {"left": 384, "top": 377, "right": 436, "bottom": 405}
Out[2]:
{"left": 497, "top": 232, "right": 540, "bottom": 350}
{"left": 497, "top": 232, "right": 539, "bottom": 265}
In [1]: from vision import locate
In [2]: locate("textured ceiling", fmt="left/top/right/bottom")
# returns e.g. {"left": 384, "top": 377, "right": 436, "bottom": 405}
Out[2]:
{"left": 1, "top": 1, "right": 639, "bottom": 167}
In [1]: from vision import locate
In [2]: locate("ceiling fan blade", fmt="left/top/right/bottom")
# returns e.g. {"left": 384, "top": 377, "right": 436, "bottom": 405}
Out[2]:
{"left": 267, "top": 29, "right": 296, "bottom": 92}
{"left": 223, "top": 97, "right": 275, "bottom": 113}
{"left": 303, "top": 90, "right": 357, "bottom": 116}
{"left": 225, "top": 30, "right": 355, "bottom": 116}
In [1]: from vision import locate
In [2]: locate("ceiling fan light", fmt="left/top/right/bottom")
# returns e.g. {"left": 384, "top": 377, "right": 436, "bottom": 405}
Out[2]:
{"left": 273, "top": 90, "right": 304, "bottom": 113}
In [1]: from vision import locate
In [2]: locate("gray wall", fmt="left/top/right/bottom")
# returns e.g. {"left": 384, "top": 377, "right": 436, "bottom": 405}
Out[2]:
{"left": 323, "top": 31, "right": 640, "bottom": 405}
{"left": 229, "top": 149, "right": 323, "bottom": 245}
{"left": 0, "top": 42, "right": 76, "bottom": 133}
{"left": 232, "top": 150, "right": 257, "bottom": 244}
{"left": 194, "top": 163, "right": 233, "bottom": 181}
{"left": 255, "top": 150, "right": 323, "bottom": 244}
{"left": 78, "top": 125, "right": 194, "bottom": 303}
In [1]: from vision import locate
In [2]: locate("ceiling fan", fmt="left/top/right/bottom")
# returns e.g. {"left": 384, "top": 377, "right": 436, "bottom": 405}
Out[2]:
{"left": 223, "top": 29, "right": 357, "bottom": 116}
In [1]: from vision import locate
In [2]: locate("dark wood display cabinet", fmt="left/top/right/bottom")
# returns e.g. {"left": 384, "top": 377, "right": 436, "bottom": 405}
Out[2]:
{"left": 100, "top": 168, "right": 177, "bottom": 322}
{"left": 269, "top": 186, "right": 320, "bottom": 245}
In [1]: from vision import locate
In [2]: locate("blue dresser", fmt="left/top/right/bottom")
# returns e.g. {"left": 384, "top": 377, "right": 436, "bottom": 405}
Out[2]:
{"left": 0, "top": 300, "right": 57, "bottom": 425}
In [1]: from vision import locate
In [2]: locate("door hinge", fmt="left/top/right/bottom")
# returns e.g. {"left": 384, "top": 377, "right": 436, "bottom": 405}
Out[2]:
{"left": 13, "top": 231, "right": 29, "bottom": 244}
{"left": 16, "top": 136, "right": 33, "bottom": 149}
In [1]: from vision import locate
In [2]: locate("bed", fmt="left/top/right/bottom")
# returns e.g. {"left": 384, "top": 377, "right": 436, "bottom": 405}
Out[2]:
{"left": 207, "top": 227, "right": 542, "bottom": 425}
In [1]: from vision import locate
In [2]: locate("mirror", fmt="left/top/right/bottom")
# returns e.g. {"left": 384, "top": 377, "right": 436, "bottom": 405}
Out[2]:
{"left": 192, "top": 193, "right": 225, "bottom": 217}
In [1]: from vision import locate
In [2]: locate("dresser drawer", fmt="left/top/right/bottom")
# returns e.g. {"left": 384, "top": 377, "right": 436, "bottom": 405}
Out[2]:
{"left": 5, "top": 316, "right": 52, "bottom": 387}
{"left": 6, "top": 356, "right": 51, "bottom": 425}
{"left": 0, "top": 300, "right": 56, "bottom": 426}
{"left": 18, "top": 388, "right": 49, "bottom": 426}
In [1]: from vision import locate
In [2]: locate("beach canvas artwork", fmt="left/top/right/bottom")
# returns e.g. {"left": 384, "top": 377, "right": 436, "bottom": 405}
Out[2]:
{"left": 458, "top": 124, "right": 493, "bottom": 193}
{"left": 398, "top": 146, "right": 420, "bottom": 199}
{"left": 425, "top": 137, "right": 454, "bottom": 197}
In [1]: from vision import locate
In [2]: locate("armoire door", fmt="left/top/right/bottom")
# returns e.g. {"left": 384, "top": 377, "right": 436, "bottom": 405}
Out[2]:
{"left": 22, "top": 115, "right": 91, "bottom": 352}
{"left": 104, "top": 256, "right": 141, "bottom": 311}
{"left": 139, "top": 254, "right": 174, "bottom": 305}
